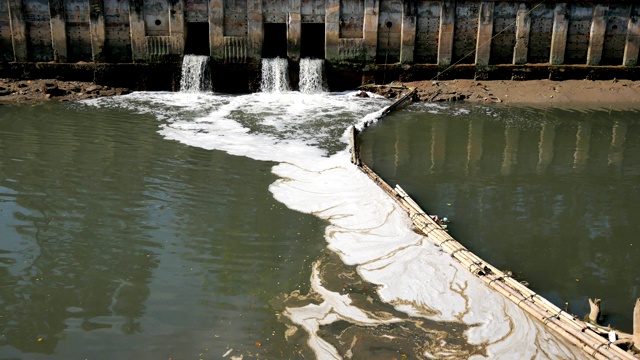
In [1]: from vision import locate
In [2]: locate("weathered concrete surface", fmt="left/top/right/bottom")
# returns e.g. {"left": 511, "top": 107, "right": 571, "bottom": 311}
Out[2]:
{"left": 624, "top": 6, "right": 640, "bottom": 66}
{"left": 586, "top": 4, "right": 608, "bottom": 65}
{"left": 129, "top": 0, "right": 146, "bottom": 62}
{"left": 1, "top": 0, "right": 640, "bottom": 91}
{"left": 400, "top": 0, "right": 416, "bottom": 64}
{"left": 89, "top": 0, "right": 106, "bottom": 62}
{"left": 437, "top": 0, "right": 454, "bottom": 67}
{"left": 549, "top": 3, "right": 568, "bottom": 65}
{"left": 247, "top": 0, "right": 263, "bottom": 61}
{"left": 362, "top": 0, "right": 379, "bottom": 64}
{"left": 287, "top": 0, "right": 301, "bottom": 61}
{"left": 513, "top": 3, "right": 531, "bottom": 65}
{"left": 0, "top": 62, "right": 182, "bottom": 89}
{"left": 7, "top": 0, "right": 28, "bottom": 62}
{"left": 475, "top": 1, "right": 493, "bottom": 67}
{"left": 324, "top": 0, "right": 339, "bottom": 62}
{"left": 49, "top": 0, "right": 67, "bottom": 62}
{"left": 2, "top": 0, "right": 640, "bottom": 68}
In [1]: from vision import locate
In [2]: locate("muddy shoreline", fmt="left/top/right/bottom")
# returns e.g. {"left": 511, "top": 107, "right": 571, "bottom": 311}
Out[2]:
{"left": 361, "top": 78, "right": 640, "bottom": 108}
{"left": 0, "top": 78, "right": 130, "bottom": 104}
{"left": 2, "top": 77, "right": 640, "bottom": 107}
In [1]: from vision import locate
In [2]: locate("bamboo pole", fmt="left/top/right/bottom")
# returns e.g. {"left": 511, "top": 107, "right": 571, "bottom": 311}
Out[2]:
{"left": 392, "top": 178, "right": 633, "bottom": 359}
{"left": 634, "top": 298, "right": 640, "bottom": 350}
{"left": 589, "top": 298, "right": 602, "bottom": 324}
{"left": 351, "top": 113, "right": 636, "bottom": 359}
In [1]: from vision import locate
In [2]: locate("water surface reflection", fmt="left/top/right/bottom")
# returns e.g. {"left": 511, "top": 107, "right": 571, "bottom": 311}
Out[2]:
{"left": 0, "top": 103, "right": 325, "bottom": 358}
{"left": 360, "top": 104, "right": 640, "bottom": 332}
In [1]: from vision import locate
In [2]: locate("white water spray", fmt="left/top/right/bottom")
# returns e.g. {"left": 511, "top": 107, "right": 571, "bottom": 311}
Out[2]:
{"left": 261, "top": 58, "right": 290, "bottom": 93}
{"left": 299, "top": 58, "right": 327, "bottom": 94}
{"left": 180, "top": 55, "right": 211, "bottom": 93}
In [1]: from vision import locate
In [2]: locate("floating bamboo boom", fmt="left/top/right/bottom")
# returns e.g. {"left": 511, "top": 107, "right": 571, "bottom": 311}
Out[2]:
{"left": 351, "top": 92, "right": 636, "bottom": 359}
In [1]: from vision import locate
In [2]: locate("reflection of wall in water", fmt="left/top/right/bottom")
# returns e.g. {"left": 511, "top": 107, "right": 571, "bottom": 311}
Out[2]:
{"left": 0, "top": 115, "right": 160, "bottom": 352}
{"left": 360, "top": 111, "right": 640, "bottom": 331}
{"left": 388, "top": 114, "right": 640, "bottom": 178}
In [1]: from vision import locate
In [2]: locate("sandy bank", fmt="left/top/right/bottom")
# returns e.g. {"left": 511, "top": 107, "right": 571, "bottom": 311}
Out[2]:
{"left": 363, "top": 79, "right": 640, "bottom": 108}
{"left": 2, "top": 78, "right": 640, "bottom": 108}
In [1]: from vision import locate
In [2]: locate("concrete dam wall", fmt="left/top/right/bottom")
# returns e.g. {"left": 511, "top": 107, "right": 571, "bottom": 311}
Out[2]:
{"left": 1, "top": 0, "right": 639, "bottom": 91}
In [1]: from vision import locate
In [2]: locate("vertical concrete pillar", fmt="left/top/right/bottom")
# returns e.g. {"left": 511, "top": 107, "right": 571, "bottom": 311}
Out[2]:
{"left": 129, "top": 0, "right": 147, "bottom": 62}
{"left": 169, "top": 0, "right": 185, "bottom": 54}
{"left": 437, "top": 0, "right": 455, "bottom": 67}
{"left": 247, "top": 0, "right": 263, "bottom": 61}
{"left": 363, "top": 0, "right": 379, "bottom": 63}
{"left": 288, "top": 0, "right": 301, "bottom": 61}
{"left": 623, "top": 6, "right": 640, "bottom": 66}
{"left": 49, "top": 0, "right": 67, "bottom": 62}
{"left": 475, "top": 1, "right": 494, "bottom": 67}
{"left": 400, "top": 0, "right": 416, "bottom": 64}
{"left": 513, "top": 3, "right": 530, "bottom": 65}
{"left": 325, "top": 0, "right": 339, "bottom": 62}
{"left": 89, "top": 0, "right": 106, "bottom": 62}
{"left": 549, "top": 3, "right": 568, "bottom": 65}
{"left": 209, "top": 0, "right": 223, "bottom": 61}
{"left": 7, "top": 0, "right": 28, "bottom": 62}
{"left": 586, "top": 5, "right": 608, "bottom": 66}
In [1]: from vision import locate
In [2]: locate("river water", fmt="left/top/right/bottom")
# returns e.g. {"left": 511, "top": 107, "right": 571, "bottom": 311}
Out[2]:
{"left": 0, "top": 86, "right": 637, "bottom": 359}
{"left": 359, "top": 103, "right": 640, "bottom": 331}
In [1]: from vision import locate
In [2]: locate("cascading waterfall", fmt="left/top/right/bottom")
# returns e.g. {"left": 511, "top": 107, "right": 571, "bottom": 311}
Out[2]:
{"left": 180, "top": 55, "right": 212, "bottom": 93}
{"left": 299, "top": 58, "right": 327, "bottom": 94}
{"left": 260, "top": 58, "right": 290, "bottom": 93}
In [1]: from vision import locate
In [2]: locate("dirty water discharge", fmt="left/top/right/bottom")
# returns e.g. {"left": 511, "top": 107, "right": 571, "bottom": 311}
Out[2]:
{"left": 180, "top": 54, "right": 211, "bottom": 93}
{"left": 260, "top": 58, "right": 290, "bottom": 93}
{"left": 1, "top": 88, "right": 624, "bottom": 359}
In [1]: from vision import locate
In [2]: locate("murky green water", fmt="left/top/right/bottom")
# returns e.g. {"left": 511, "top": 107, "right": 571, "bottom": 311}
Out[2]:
{"left": 360, "top": 103, "right": 640, "bottom": 332}
{"left": 2, "top": 95, "right": 636, "bottom": 359}
{"left": 0, "top": 103, "right": 326, "bottom": 358}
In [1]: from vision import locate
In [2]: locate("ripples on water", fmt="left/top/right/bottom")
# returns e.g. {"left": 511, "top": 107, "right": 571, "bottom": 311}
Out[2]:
{"left": 1, "top": 94, "right": 621, "bottom": 359}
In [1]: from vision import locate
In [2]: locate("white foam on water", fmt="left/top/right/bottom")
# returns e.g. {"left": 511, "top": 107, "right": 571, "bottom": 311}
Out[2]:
{"left": 87, "top": 92, "right": 585, "bottom": 359}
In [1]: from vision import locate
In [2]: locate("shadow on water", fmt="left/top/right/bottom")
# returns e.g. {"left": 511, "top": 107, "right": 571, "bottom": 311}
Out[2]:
{"left": 360, "top": 103, "right": 640, "bottom": 333}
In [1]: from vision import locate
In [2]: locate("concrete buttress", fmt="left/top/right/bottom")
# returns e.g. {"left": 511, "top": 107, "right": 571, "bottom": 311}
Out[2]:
{"left": 475, "top": 1, "right": 494, "bottom": 67}
{"left": 89, "top": 0, "right": 106, "bottom": 62}
{"left": 129, "top": 0, "right": 146, "bottom": 61}
{"left": 437, "top": 0, "right": 455, "bottom": 67}
{"left": 208, "top": 0, "right": 223, "bottom": 61}
{"left": 288, "top": 0, "right": 301, "bottom": 61}
{"left": 624, "top": 5, "right": 640, "bottom": 66}
{"left": 513, "top": 3, "right": 530, "bottom": 65}
{"left": 7, "top": 0, "right": 28, "bottom": 61}
{"left": 586, "top": 4, "right": 608, "bottom": 66}
{"left": 549, "top": 3, "right": 567, "bottom": 65}
{"left": 400, "top": 0, "right": 416, "bottom": 64}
